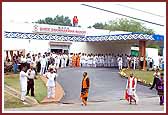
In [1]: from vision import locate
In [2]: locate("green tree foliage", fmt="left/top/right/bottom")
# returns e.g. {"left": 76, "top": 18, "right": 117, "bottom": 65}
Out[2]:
{"left": 93, "top": 23, "right": 104, "bottom": 29}
{"left": 35, "top": 15, "right": 72, "bottom": 26}
{"left": 87, "top": 26, "right": 92, "bottom": 28}
{"left": 92, "top": 18, "right": 155, "bottom": 34}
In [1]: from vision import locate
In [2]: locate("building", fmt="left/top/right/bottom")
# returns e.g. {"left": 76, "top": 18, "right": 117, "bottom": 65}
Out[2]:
{"left": 3, "top": 22, "right": 164, "bottom": 69}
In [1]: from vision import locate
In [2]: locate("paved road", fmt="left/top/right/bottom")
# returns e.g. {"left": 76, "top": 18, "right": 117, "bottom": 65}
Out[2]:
{"left": 58, "top": 68, "right": 157, "bottom": 103}
{"left": 4, "top": 68, "right": 164, "bottom": 112}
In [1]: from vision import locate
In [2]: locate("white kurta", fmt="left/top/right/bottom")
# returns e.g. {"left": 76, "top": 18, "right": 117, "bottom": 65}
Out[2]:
{"left": 20, "top": 71, "right": 28, "bottom": 91}
{"left": 61, "top": 56, "right": 65, "bottom": 68}
{"left": 20, "top": 70, "right": 28, "bottom": 101}
{"left": 46, "top": 72, "right": 57, "bottom": 87}
{"left": 93, "top": 56, "right": 96, "bottom": 67}
{"left": 41, "top": 58, "right": 47, "bottom": 67}
{"left": 46, "top": 72, "right": 58, "bottom": 98}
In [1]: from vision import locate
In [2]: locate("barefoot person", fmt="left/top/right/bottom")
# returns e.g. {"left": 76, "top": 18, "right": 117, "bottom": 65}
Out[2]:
{"left": 80, "top": 72, "right": 90, "bottom": 106}
{"left": 125, "top": 73, "right": 139, "bottom": 104}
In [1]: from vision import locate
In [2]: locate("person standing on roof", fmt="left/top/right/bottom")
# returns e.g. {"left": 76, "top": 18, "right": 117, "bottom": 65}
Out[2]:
{"left": 73, "top": 16, "right": 78, "bottom": 27}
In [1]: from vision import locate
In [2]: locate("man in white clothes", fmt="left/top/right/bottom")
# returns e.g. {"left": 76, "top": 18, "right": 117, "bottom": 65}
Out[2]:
{"left": 80, "top": 53, "right": 85, "bottom": 67}
{"left": 100, "top": 55, "right": 104, "bottom": 67}
{"left": 20, "top": 66, "right": 29, "bottom": 102}
{"left": 125, "top": 73, "right": 139, "bottom": 104}
{"left": 54, "top": 55, "right": 59, "bottom": 69}
{"left": 117, "top": 56, "right": 123, "bottom": 70}
{"left": 90, "top": 54, "right": 94, "bottom": 67}
{"left": 86, "top": 55, "right": 89, "bottom": 67}
{"left": 95, "top": 54, "right": 99, "bottom": 67}
{"left": 93, "top": 55, "right": 96, "bottom": 67}
{"left": 104, "top": 54, "right": 108, "bottom": 67}
{"left": 133, "top": 56, "right": 136, "bottom": 70}
{"left": 40, "top": 55, "right": 47, "bottom": 75}
{"left": 57, "top": 54, "right": 61, "bottom": 68}
{"left": 64, "top": 54, "right": 68, "bottom": 68}
{"left": 107, "top": 54, "right": 111, "bottom": 67}
{"left": 111, "top": 54, "right": 114, "bottom": 68}
{"left": 60, "top": 54, "right": 65, "bottom": 68}
{"left": 44, "top": 68, "right": 58, "bottom": 99}
{"left": 84, "top": 54, "right": 88, "bottom": 67}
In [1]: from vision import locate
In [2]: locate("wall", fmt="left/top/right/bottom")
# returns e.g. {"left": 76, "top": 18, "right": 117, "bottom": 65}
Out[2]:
{"left": 3, "top": 39, "right": 49, "bottom": 55}
{"left": 70, "top": 41, "right": 133, "bottom": 55}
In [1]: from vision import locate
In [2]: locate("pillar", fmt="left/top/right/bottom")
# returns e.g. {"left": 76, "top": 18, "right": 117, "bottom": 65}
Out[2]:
{"left": 139, "top": 40, "right": 146, "bottom": 70}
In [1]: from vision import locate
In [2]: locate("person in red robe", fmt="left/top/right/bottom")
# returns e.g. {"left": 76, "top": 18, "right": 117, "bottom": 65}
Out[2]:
{"left": 73, "top": 16, "right": 78, "bottom": 27}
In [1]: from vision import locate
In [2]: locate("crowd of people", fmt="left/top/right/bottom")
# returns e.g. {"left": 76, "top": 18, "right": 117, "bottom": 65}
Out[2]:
{"left": 70, "top": 53, "right": 157, "bottom": 70}
{"left": 5, "top": 51, "right": 163, "bottom": 75}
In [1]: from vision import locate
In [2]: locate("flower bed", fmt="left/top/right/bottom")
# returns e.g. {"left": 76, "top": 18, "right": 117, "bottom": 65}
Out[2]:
{"left": 119, "top": 69, "right": 152, "bottom": 87}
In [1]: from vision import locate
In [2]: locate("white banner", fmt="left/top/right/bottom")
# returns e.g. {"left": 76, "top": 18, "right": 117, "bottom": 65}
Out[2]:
{"left": 32, "top": 24, "right": 86, "bottom": 36}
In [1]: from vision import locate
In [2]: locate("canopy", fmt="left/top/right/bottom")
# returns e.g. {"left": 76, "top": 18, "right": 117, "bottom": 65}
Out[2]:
{"left": 4, "top": 31, "right": 164, "bottom": 42}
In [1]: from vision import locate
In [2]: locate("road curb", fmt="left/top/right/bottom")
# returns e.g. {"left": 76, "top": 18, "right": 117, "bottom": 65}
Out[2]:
{"left": 4, "top": 85, "right": 39, "bottom": 105}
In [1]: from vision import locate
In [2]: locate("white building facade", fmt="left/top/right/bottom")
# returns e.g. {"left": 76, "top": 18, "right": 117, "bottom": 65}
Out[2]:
{"left": 3, "top": 22, "right": 134, "bottom": 56}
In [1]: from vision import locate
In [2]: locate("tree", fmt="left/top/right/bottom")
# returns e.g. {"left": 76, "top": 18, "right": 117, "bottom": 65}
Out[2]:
{"left": 104, "top": 18, "right": 155, "bottom": 34}
{"left": 92, "top": 18, "right": 155, "bottom": 34}
{"left": 93, "top": 23, "right": 105, "bottom": 29}
{"left": 35, "top": 15, "right": 72, "bottom": 26}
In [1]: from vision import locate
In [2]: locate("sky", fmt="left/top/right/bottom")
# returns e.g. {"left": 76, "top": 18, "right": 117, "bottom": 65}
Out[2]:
{"left": 2, "top": 2, "right": 166, "bottom": 35}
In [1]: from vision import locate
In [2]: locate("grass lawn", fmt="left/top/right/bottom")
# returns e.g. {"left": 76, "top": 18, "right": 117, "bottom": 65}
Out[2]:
{"left": 4, "top": 92, "right": 30, "bottom": 108}
{"left": 4, "top": 73, "right": 47, "bottom": 103}
{"left": 122, "top": 69, "right": 164, "bottom": 83}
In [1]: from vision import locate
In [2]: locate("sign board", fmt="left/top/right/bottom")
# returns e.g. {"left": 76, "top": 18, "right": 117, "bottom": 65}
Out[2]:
{"left": 32, "top": 24, "right": 86, "bottom": 36}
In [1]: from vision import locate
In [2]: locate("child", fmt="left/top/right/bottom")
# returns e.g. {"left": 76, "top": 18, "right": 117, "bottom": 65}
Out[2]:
{"left": 157, "top": 73, "right": 164, "bottom": 105}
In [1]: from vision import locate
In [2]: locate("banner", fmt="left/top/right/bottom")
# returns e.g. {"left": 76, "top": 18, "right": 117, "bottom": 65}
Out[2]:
{"left": 32, "top": 24, "right": 86, "bottom": 36}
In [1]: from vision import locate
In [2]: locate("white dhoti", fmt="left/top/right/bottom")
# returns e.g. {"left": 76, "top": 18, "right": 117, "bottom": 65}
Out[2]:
{"left": 64, "top": 59, "right": 67, "bottom": 67}
{"left": 127, "top": 89, "right": 139, "bottom": 104}
{"left": 20, "top": 71, "right": 28, "bottom": 101}
{"left": 118, "top": 62, "right": 122, "bottom": 70}
{"left": 108, "top": 60, "right": 111, "bottom": 67}
{"left": 20, "top": 83, "right": 27, "bottom": 101}
{"left": 93, "top": 60, "right": 96, "bottom": 67}
{"left": 47, "top": 86, "right": 55, "bottom": 98}
{"left": 40, "top": 66, "right": 46, "bottom": 75}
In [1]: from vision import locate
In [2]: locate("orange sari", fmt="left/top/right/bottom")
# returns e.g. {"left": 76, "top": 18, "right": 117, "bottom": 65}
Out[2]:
{"left": 72, "top": 55, "right": 76, "bottom": 67}
{"left": 76, "top": 55, "right": 80, "bottom": 67}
